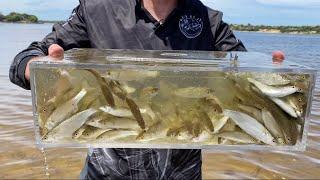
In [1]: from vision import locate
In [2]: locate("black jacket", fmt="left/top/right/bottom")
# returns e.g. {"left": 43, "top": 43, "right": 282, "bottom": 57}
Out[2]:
{"left": 9, "top": 0, "right": 246, "bottom": 179}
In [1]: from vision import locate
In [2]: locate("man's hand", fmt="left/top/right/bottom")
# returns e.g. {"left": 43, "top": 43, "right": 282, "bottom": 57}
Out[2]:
{"left": 25, "top": 44, "right": 64, "bottom": 81}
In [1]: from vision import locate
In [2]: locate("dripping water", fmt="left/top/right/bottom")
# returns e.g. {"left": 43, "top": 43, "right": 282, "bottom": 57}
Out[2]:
{"left": 40, "top": 146, "right": 50, "bottom": 179}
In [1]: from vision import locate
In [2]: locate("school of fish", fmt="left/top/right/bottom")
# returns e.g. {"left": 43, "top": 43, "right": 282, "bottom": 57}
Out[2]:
{"left": 36, "top": 68, "right": 310, "bottom": 146}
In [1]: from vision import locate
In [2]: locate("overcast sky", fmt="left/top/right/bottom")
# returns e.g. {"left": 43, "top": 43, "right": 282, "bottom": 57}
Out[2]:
{"left": 0, "top": 0, "right": 319, "bottom": 25}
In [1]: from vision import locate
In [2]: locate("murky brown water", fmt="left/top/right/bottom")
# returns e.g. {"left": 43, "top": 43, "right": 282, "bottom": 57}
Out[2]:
{"left": 0, "top": 23, "right": 319, "bottom": 179}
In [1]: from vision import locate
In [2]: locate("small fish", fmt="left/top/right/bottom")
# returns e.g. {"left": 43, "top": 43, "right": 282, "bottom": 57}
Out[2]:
{"left": 137, "top": 121, "right": 167, "bottom": 141}
{"left": 238, "top": 104, "right": 264, "bottom": 124}
{"left": 126, "top": 98, "right": 146, "bottom": 130}
{"left": 198, "top": 110, "right": 214, "bottom": 132}
{"left": 202, "top": 95, "right": 223, "bottom": 113}
{"left": 204, "top": 135, "right": 219, "bottom": 145}
{"left": 220, "top": 120, "right": 237, "bottom": 132}
{"left": 72, "top": 125, "right": 88, "bottom": 139}
{"left": 80, "top": 126, "right": 110, "bottom": 140}
{"left": 223, "top": 109, "right": 276, "bottom": 145}
{"left": 270, "top": 97, "right": 298, "bottom": 118}
{"left": 106, "top": 79, "right": 127, "bottom": 100}
{"left": 248, "top": 78, "right": 302, "bottom": 97}
{"left": 141, "top": 87, "right": 159, "bottom": 98}
{"left": 43, "top": 109, "right": 97, "bottom": 142}
{"left": 218, "top": 131, "right": 257, "bottom": 144}
{"left": 44, "top": 88, "right": 87, "bottom": 131}
{"left": 122, "top": 84, "right": 136, "bottom": 94}
{"left": 219, "top": 139, "right": 233, "bottom": 145}
{"left": 167, "top": 125, "right": 185, "bottom": 137}
{"left": 99, "top": 106, "right": 133, "bottom": 117}
{"left": 86, "top": 69, "right": 115, "bottom": 107}
{"left": 174, "top": 87, "right": 214, "bottom": 98}
{"left": 285, "top": 94, "right": 306, "bottom": 117}
{"left": 86, "top": 117, "right": 140, "bottom": 130}
{"left": 39, "top": 87, "right": 82, "bottom": 127}
{"left": 212, "top": 116, "right": 229, "bottom": 134}
{"left": 103, "top": 70, "right": 159, "bottom": 82}
{"left": 261, "top": 109, "right": 285, "bottom": 144}
{"left": 282, "top": 73, "right": 310, "bottom": 83}
{"left": 251, "top": 72, "right": 291, "bottom": 86}
{"left": 192, "top": 131, "right": 213, "bottom": 142}
{"left": 96, "top": 130, "right": 139, "bottom": 141}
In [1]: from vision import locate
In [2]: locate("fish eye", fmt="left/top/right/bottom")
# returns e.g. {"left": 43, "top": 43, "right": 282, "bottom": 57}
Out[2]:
{"left": 272, "top": 139, "right": 276, "bottom": 143}
{"left": 292, "top": 86, "right": 296, "bottom": 89}
{"left": 298, "top": 98, "right": 302, "bottom": 101}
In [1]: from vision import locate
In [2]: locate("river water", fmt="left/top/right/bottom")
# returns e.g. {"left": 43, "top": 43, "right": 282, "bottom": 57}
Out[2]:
{"left": 0, "top": 22, "right": 319, "bottom": 179}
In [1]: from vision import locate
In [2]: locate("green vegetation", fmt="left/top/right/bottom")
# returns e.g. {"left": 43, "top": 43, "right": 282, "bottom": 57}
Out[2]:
{"left": 231, "top": 24, "right": 320, "bottom": 34}
{"left": 0, "top": 12, "right": 5, "bottom": 21}
{"left": 0, "top": 12, "right": 38, "bottom": 23}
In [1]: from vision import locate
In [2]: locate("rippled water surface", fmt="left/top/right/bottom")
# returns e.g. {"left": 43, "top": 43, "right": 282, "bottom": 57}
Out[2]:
{"left": 0, "top": 22, "right": 319, "bottom": 179}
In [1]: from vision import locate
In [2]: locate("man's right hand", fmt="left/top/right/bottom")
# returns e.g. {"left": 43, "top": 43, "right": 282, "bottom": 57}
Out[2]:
{"left": 25, "top": 44, "right": 64, "bottom": 81}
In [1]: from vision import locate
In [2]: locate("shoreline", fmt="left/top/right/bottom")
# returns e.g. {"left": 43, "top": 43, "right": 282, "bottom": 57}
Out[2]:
{"left": 234, "top": 30, "right": 320, "bottom": 35}
{"left": 0, "top": 22, "right": 319, "bottom": 35}
{"left": 0, "top": 21, "right": 61, "bottom": 24}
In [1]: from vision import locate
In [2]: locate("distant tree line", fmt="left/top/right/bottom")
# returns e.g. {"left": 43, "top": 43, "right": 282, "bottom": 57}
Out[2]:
{"left": 0, "top": 12, "right": 38, "bottom": 23}
{"left": 230, "top": 24, "right": 320, "bottom": 34}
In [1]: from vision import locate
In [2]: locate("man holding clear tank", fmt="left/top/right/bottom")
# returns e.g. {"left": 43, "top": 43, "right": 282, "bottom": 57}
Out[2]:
{"left": 10, "top": 0, "right": 246, "bottom": 179}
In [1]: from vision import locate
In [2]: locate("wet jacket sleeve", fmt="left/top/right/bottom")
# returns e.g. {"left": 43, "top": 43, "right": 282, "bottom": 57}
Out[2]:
{"left": 211, "top": 12, "right": 247, "bottom": 51}
{"left": 9, "top": 1, "right": 89, "bottom": 90}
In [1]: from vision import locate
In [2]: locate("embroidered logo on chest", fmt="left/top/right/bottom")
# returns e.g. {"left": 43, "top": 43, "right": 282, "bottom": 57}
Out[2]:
{"left": 179, "top": 15, "right": 203, "bottom": 39}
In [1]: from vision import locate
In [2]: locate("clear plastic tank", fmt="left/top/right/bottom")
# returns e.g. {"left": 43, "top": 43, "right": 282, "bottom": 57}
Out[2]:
{"left": 30, "top": 49, "right": 317, "bottom": 151}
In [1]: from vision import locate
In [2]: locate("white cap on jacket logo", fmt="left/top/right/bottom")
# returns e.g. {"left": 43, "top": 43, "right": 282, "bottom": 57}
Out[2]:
{"left": 179, "top": 15, "right": 203, "bottom": 39}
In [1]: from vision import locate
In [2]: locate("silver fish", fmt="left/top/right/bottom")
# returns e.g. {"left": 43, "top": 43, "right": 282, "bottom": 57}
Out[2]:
{"left": 248, "top": 78, "right": 302, "bottom": 97}
{"left": 212, "top": 116, "right": 229, "bottom": 134}
{"left": 261, "top": 109, "right": 285, "bottom": 144}
{"left": 192, "top": 131, "right": 214, "bottom": 142}
{"left": 87, "top": 117, "right": 140, "bottom": 130}
{"left": 104, "top": 70, "right": 160, "bottom": 82}
{"left": 72, "top": 124, "right": 88, "bottom": 139}
{"left": 43, "top": 109, "right": 97, "bottom": 142}
{"left": 285, "top": 94, "right": 306, "bottom": 117}
{"left": 176, "top": 131, "right": 194, "bottom": 141}
{"left": 99, "top": 106, "right": 133, "bottom": 117}
{"left": 251, "top": 72, "right": 291, "bottom": 86}
{"left": 223, "top": 109, "right": 276, "bottom": 145}
{"left": 122, "top": 84, "right": 136, "bottom": 94}
{"left": 218, "top": 131, "right": 257, "bottom": 144}
{"left": 86, "top": 69, "right": 115, "bottom": 107}
{"left": 137, "top": 121, "right": 167, "bottom": 142}
{"left": 96, "top": 130, "right": 139, "bottom": 141}
{"left": 80, "top": 127, "right": 110, "bottom": 140}
{"left": 238, "top": 104, "right": 264, "bottom": 124}
{"left": 174, "top": 87, "right": 214, "bottom": 98}
{"left": 44, "top": 88, "right": 87, "bottom": 131}
{"left": 270, "top": 97, "right": 298, "bottom": 118}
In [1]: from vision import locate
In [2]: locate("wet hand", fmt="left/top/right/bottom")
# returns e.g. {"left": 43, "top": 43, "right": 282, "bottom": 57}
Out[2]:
{"left": 25, "top": 44, "right": 64, "bottom": 81}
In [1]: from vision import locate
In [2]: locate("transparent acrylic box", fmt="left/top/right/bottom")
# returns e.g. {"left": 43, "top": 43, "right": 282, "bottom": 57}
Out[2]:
{"left": 30, "top": 49, "right": 317, "bottom": 151}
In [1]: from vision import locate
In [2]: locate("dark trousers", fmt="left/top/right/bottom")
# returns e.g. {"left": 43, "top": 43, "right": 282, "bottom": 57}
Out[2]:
{"left": 80, "top": 148, "right": 202, "bottom": 180}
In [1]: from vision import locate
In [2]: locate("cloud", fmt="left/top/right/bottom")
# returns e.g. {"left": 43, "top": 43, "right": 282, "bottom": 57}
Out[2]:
{"left": 256, "top": 0, "right": 320, "bottom": 8}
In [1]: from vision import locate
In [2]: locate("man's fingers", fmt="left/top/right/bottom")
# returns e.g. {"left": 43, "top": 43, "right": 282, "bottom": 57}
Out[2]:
{"left": 48, "top": 44, "right": 64, "bottom": 60}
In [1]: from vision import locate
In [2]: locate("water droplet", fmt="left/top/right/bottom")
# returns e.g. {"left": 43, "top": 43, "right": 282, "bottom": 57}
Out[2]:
{"left": 40, "top": 145, "right": 50, "bottom": 179}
